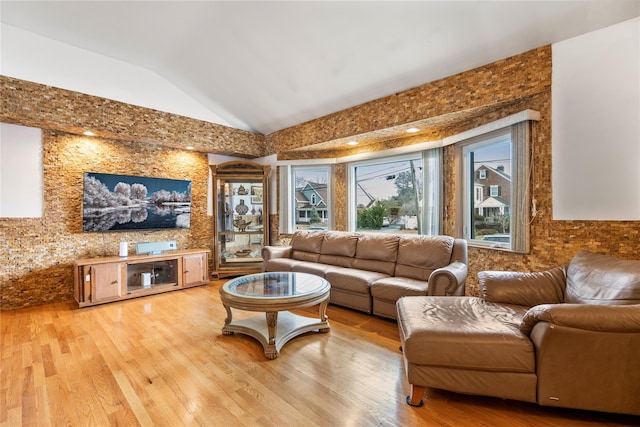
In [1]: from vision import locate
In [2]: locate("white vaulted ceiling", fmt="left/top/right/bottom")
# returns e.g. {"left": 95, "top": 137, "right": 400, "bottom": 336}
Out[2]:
{"left": 1, "top": 1, "right": 639, "bottom": 135}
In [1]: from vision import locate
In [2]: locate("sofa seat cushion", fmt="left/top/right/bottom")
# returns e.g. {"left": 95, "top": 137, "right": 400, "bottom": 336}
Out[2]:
{"left": 371, "top": 277, "right": 429, "bottom": 301}
{"left": 291, "top": 261, "right": 342, "bottom": 278}
{"left": 326, "top": 268, "right": 390, "bottom": 294}
{"left": 264, "top": 258, "right": 297, "bottom": 272}
{"left": 397, "top": 296, "right": 534, "bottom": 373}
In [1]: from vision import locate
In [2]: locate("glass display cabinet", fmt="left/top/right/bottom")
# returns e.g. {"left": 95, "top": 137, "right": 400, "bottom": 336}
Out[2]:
{"left": 211, "top": 161, "right": 270, "bottom": 279}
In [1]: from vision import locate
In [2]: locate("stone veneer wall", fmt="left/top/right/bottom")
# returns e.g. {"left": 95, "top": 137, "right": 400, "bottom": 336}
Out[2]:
{"left": 265, "top": 47, "right": 552, "bottom": 155}
{"left": 267, "top": 46, "right": 640, "bottom": 296}
{"left": 1, "top": 76, "right": 264, "bottom": 157}
{"left": 1, "top": 131, "right": 212, "bottom": 310}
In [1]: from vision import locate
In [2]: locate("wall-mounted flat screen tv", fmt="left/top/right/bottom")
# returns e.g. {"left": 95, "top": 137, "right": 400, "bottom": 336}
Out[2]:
{"left": 83, "top": 172, "right": 191, "bottom": 232}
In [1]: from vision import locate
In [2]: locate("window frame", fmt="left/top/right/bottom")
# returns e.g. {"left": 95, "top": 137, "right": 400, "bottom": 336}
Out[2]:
{"left": 347, "top": 149, "right": 441, "bottom": 235}
{"left": 279, "top": 164, "right": 333, "bottom": 234}
{"left": 456, "top": 123, "right": 531, "bottom": 253}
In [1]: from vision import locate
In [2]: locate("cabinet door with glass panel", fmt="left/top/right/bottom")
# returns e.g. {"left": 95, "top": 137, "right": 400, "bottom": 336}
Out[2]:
{"left": 211, "top": 161, "right": 270, "bottom": 278}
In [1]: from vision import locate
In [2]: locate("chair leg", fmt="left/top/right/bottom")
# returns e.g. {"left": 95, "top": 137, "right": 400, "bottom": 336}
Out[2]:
{"left": 406, "top": 384, "right": 425, "bottom": 407}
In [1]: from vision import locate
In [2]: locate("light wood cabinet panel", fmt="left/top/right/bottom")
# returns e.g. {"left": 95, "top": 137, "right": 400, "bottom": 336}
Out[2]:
{"left": 183, "top": 252, "right": 208, "bottom": 287}
{"left": 90, "top": 263, "right": 124, "bottom": 302}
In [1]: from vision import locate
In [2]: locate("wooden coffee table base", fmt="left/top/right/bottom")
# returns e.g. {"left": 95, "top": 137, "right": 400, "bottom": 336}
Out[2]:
{"left": 222, "top": 300, "right": 330, "bottom": 359}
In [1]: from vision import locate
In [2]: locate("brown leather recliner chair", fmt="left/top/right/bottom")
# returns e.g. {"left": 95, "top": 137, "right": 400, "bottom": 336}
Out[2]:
{"left": 396, "top": 249, "right": 640, "bottom": 415}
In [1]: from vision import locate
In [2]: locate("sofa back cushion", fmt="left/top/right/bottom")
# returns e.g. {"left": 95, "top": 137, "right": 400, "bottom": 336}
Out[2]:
{"left": 352, "top": 233, "right": 399, "bottom": 275}
{"left": 395, "top": 235, "right": 455, "bottom": 280}
{"left": 318, "top": 231, "right": 359, "bottom": 267}
{"left": 290, "top": 231, "right": 325, "bottom": 262}
{"left": 566, "top": 249, "right": 640, "bottom": 305}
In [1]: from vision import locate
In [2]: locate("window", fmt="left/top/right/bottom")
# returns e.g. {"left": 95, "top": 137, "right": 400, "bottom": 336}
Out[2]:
{"left": 474, "top": 186, "right": 483, "bottom": 204}
{"left": 279, "top": 165, "right": 332, "bottom": 233}
{"left": 478, "top": 169, "right": 487, "bottom": 179}
{"left": 348, "top": 149, "right": 441, "bottom": 234}
{"left": 457, "top": 123, "right": 531, "bottom": 252}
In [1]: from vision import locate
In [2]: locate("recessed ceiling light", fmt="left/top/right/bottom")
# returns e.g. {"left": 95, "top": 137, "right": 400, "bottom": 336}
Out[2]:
{"left": 347, "top": 141, "right": 359, "bottom": 146}
{"left": 186, "top": 146, "right": 194, "bottom": 150}
{"left": 83, "top": 131, "right": 95, "bottom": 136}
{"left": 406, "top": 128, "right": 420, "bottom": 133}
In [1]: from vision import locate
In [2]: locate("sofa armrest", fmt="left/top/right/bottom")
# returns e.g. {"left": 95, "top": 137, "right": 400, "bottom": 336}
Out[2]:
{"left": 478, "top": 267, "right": 566, "bottom": 307}
{"left": 261, "top": 245, "right": 292, "bottom": 262}
{"left": 521, "top": 303, "right": 640, "bottom": 335}
{"left": 427, "top": 261, "right": 468, "bottom": 296}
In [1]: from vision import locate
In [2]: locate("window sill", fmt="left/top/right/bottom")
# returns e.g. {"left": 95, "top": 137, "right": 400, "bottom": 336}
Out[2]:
{"left": 467, "top": 240, "right": 513, "bottom": 252}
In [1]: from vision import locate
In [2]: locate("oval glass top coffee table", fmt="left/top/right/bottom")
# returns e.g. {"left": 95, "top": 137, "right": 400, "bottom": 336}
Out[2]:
{"left": 219, "top": 272, "right": 331, "bottom": 359}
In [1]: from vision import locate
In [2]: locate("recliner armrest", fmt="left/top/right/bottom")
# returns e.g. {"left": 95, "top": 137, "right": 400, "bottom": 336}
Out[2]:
{"left": 261, "top": 245, "right": 292, "bottom": 262}
{"left": 528, "top": 304, "right": 640, "bottom": 415}
{"left": 479, "top": 267, "right": 566, "bottom": 307}
{"left": 427, "top": 261, "right": 467, "bottom": 296}
{"left": 520, "top": 303, "right": 640, "bottom": 335}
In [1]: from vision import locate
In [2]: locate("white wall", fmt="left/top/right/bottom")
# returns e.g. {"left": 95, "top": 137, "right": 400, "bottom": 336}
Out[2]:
{"left": 552, "top": 17, "right": 640, "bottom": 220}
{"left": 0, "top": 24, "right": 232, "bottom": 128}
{"left": 0, "top": 123, "right": 43, "bottom": 217}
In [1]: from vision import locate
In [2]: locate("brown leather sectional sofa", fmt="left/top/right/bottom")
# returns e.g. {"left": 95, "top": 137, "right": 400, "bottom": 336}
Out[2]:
{"left": 262, "top": 230, "right": 468, "bottom": 318}
{"left": 397, "top": 249, "right": 640, "bottom": 415}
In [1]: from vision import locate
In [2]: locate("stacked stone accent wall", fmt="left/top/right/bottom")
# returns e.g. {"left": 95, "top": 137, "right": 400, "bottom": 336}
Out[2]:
{"left": 265, "top": 47, "right": 551, "bottom": 155}
{"left": 1, "top": 76, "right": 264, "bottom": 157}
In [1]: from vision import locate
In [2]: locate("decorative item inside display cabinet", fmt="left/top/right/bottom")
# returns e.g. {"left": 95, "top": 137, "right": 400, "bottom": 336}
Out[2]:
{"left": 211, "top": 161, "right": 270, "bottom": 279}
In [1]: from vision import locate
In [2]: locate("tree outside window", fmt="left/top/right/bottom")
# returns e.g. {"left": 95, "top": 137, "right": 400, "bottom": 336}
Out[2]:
{"left": 352, "top": 155, "right": 424, "bottom": 233}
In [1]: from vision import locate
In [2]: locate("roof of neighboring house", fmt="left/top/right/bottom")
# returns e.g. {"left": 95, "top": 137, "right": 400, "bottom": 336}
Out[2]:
{"left": 477, "top": 196, "right": 509, "bottom": 208}
{"left": 478, "top": 164, "right": 511, "bottom": 181}
{"left": 296, "top": 182, "right": 328, "bottom": 209}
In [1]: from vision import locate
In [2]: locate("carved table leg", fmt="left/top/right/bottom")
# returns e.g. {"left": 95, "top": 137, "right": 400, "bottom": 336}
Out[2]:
{"left": 265, "top": 311, "right": 279, "bottom": 359}
{"left": 221, "top": 304, "right": 234, "bottom": 335}
{"left": 318, "top": 299, "right": 330, "bottom": 333}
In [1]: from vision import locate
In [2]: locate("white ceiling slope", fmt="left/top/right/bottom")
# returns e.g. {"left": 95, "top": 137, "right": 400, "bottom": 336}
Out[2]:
{"left": 1, "top": 1, "right": 639, "bottom": 135}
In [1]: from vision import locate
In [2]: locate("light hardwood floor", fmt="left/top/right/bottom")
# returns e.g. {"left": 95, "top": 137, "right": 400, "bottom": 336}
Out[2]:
{"left": 1, "top": 281, "right": 638, "bottom": 427}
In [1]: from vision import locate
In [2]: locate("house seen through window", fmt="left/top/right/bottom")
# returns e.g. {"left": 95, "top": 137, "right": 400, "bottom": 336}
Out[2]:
{"left": 462, "top": 133, "right": 512, "bottom": 247}
{"left": 293, "top": 167, "right": 331, "bottom": 231}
